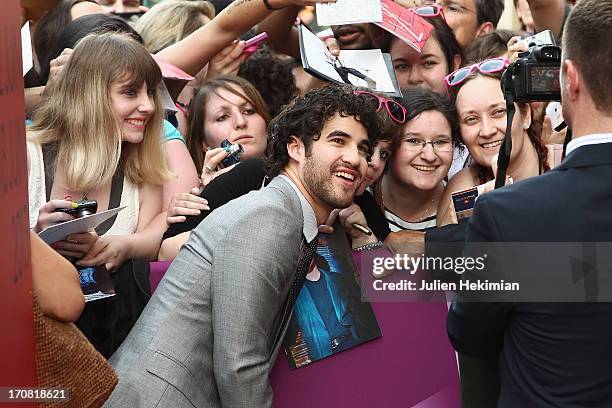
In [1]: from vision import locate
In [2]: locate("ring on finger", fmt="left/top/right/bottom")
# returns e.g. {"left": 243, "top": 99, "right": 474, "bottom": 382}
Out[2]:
{"left": 204, "top": 165, "right": 214, "bottom": 174}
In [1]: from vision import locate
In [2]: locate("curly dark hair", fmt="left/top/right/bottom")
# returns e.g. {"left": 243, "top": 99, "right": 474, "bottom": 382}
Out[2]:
{"left": 238, "top": 47, "right": 297, "bottom": 117}
{"left": 265, "top": 85, "right": 381, "bottom": 178}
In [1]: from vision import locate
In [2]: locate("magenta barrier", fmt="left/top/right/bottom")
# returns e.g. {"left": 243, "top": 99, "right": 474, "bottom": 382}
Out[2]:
{"left": 271, "top": 301, "right": 460, "bottom": 407}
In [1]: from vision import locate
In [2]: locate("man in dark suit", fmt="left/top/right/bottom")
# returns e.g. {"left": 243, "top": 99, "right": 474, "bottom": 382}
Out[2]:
{"left": 447, "top": 1, "right": 612, "bottom": 406}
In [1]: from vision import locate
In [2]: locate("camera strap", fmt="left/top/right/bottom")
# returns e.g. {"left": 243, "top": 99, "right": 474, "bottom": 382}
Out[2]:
{"left": 495, "top": 66, "right": 517, "bottom": 189}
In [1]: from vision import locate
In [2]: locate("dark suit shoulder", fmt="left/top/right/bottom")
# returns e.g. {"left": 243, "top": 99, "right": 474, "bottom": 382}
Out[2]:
{"left": 470, "top": 170, "right": 573, "bottom": 241}
{"left": 482, "top": 170, "right": 565, "bottom": 210}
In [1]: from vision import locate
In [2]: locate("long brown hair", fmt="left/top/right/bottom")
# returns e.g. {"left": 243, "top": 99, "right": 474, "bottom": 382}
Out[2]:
{"left": 29, "top": 33, "right": 172, "bottom": 191}
{"left": 186, "top": 75, "right": 271, "bottom": 172}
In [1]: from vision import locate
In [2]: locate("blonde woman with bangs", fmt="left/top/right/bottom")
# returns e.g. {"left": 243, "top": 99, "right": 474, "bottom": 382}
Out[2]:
{"left": 28, "top": 32, "right": 171, "bottom": 273}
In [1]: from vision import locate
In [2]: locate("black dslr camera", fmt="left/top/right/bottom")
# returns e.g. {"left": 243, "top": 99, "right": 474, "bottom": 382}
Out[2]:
{"left": 502, "top": 44, "right": 562, "bottom": 102}
{"left": 55, "top": 199, "right": 98, "bottom": 218}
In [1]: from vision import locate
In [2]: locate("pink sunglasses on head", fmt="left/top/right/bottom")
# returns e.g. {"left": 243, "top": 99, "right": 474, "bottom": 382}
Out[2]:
{"left": 413, "top": 4, "right": 446, "bottom": 20}
{"left": 444, "top": 57, "right": 510, "bottom": 89}
{"left": 353, "top": 90, "right": 408, "bottom": 124}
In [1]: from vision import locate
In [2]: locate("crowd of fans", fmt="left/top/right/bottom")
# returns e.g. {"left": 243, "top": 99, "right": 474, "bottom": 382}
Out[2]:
{"left": 21, "top": 0, "right": 611, "bottom": 406}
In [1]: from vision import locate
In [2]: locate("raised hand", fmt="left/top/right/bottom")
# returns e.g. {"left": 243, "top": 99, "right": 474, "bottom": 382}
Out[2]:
{"left": 206, "top": 41, "right": 248, "bottom": 80}
{"left": 167, "top": 188, "right": 210, "bottom": 225}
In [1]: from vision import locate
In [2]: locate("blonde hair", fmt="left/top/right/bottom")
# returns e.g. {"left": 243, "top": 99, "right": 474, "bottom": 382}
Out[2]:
{"left": 135, "top": 0, "right": 216, "bottom": 53}
{"left": 29, "top": 32, "right": 172, "bottom": 192}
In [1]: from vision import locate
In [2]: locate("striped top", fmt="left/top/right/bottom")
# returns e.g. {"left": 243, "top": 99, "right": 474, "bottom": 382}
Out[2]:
{"left": 384, "top": 207, "right": 437, "bottom": 232}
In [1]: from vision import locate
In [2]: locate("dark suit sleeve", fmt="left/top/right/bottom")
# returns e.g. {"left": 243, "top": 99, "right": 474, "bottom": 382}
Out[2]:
{"left": 210, "top": 199, "right": 301, "bottom": 408}
{"left": 447, "top": 194, "right": 512, "bottom": 358}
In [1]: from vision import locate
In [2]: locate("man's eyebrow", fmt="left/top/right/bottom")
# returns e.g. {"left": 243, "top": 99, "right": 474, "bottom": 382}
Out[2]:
{"left": 326, "top": 130, "right": 351, "bottom": 138}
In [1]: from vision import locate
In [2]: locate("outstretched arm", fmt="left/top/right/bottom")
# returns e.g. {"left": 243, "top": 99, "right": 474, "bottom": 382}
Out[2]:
{"left": 256, "top": 5, "right": 302, "bottom": 58}
{"left": 156, "top": 0, "right": 334, "bottom": 76}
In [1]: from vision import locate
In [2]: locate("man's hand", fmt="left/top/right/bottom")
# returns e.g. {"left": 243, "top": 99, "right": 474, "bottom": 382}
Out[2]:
{"left": 77, "top": 235, "right": 132, "bottom": 273}
{"left": 338, "top": 204, "right": 379, "bottom": 247}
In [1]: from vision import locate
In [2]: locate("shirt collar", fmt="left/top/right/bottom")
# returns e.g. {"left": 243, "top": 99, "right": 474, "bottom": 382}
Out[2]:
{"left": 566, "top": 133, "right": 612, "bottom": 157}
{"left": 278, "top": 175, "right": 318, "bottom": 243}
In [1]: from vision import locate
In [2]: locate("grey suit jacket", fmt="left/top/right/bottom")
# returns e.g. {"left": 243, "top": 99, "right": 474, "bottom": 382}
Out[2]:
{"left": 105, "top": 177, "right": 305, "bottom": 408}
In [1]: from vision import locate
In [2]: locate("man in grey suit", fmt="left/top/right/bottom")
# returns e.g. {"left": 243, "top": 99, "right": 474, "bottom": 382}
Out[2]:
{"left": 104, "top": 85, "right": 380, "bottom": 407}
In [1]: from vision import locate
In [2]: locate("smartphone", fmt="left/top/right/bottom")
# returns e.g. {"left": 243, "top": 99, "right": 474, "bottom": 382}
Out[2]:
{"left": 546, "top": 101, "right": 564, "bottom": 131}
{"left": 243, "top": 32, "right": 269, "bottom": 55}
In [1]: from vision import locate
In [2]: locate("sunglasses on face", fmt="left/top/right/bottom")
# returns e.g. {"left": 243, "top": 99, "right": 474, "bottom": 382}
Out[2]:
{"left": 353, "top": 90, "right": 408, "bottom": 124}
{"left": 444, "top": 57, "right": 510, "bottom": 89}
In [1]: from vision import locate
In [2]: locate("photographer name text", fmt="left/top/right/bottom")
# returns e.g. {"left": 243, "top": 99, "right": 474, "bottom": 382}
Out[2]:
{"left": 373, "top": 279, "right": 520, "bottom": 292}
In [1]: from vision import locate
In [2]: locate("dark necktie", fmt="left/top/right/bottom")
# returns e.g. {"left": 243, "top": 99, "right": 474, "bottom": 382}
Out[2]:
{"left": 281, "top": 235, "right": 319, "bottom": 325}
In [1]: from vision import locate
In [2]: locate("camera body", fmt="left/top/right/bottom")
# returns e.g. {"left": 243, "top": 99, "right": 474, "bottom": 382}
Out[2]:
{"left": 519, "top": 29, "right": 556, "bottom": 50}
{"left": 503, "top": 45, "right": 562, "bottom": 102}
{"left": 221, "top": 139, "right": 244, "bottom": 167}
{"left": 55, "top": 199, "right": 98, "bottom": 218}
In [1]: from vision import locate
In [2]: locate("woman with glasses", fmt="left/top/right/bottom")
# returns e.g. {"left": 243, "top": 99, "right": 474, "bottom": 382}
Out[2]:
{"left": 436, "top": 58, "right": 549, "bottom": 226}
{"left": 377, "top": 87, "right": 459, "bottom": 232}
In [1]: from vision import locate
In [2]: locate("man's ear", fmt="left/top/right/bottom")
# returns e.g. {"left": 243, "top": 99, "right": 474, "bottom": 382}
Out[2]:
{"left": 563, "top": 59, "right": 580, "bottom": 103}
{"left": 286, "top": 135, "right": 306, "bottom": 163}
{"left": 475, "top": 22, "right": 495, "bottom": 38}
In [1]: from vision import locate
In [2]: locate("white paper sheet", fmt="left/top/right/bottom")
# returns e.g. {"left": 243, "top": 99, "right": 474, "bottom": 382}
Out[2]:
{"left": 38, "top": 207, "right": 125, "bottom": 244}
{"left": 316, "top": 0, "right": 382, "bottom": 26}
{"left": 21, "top": 21, "right": 33, "bottom": 76}
{"left": 299, "top": 25, "right": 398, "bottom": 94}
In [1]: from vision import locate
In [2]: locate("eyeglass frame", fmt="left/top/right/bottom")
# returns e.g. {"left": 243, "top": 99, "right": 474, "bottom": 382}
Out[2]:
{"left": 435, "top": 0, "right": 476, "bottom": 15}
{"left": 353, "top": 90, "right": 408, "bottom": 124}
{"left": 444, "top": 57, "right": 510, "bottom": 90}
{"left": 402, "top": 136, "right": 454, "bottom": 153}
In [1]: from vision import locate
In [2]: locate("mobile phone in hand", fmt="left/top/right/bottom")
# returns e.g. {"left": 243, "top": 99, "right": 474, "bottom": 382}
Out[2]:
{"left": 243, "top": 32, "right": 269, "bottom": 56}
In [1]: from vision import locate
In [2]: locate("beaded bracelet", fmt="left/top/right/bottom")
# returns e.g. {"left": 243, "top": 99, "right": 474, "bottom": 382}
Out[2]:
{"left": 352, "top": 241, "right": 385, "bottom": 252}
